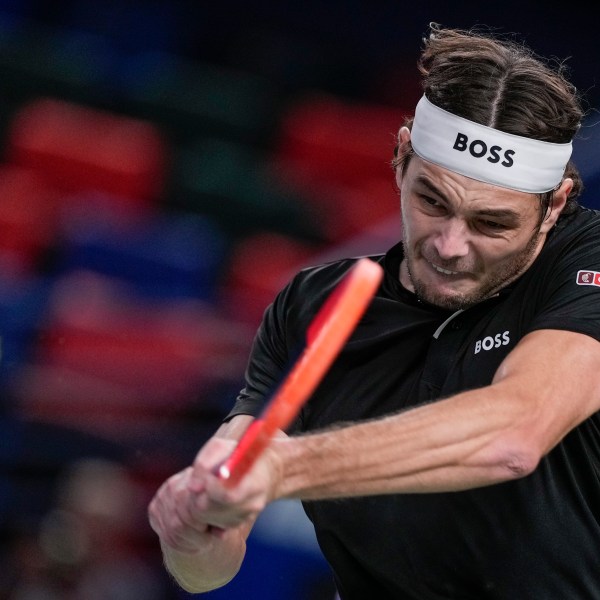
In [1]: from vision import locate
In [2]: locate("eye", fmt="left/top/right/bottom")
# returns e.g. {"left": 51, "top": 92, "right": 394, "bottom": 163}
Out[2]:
{"left": 421, "top": 195, "right": 439, "bottom": 206}
{"left": 419, "top": 194, "right": 445, "bottom": 211}
{"left": 476, "top": 219, "right": 509, "bottom": 234}
{"left": 484, "top": 219, "right": 505, "bottom": 229}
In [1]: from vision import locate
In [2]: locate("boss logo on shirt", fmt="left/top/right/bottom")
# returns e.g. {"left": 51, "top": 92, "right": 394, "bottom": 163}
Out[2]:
{"left": 576, "top": 270, "right": 600, "bottom": 287}
{"left": 474, "top": 330, "right": 510, "bottom": 354}
{"left": 453, "top": 133, "right": 515, "bottom": 167}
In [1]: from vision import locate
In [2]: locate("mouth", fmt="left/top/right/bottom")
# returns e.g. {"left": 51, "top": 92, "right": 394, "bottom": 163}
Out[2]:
{"left": 429, "top": 261, "right": 462, "bottom": 276}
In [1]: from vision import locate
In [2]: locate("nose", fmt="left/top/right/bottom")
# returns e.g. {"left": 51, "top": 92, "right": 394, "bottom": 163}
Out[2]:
{"left": 432, "top": 218, "right": 470, "bottom": 260}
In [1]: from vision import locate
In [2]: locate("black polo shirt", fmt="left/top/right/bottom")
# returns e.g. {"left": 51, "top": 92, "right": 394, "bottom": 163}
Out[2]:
{"left": 227, "top": 206, "right": 600, "bottom": 599}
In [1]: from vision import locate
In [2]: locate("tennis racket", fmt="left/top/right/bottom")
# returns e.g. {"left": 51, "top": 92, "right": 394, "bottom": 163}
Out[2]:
{"left": 216, "top": 257, "right": 383, "bottom": 486}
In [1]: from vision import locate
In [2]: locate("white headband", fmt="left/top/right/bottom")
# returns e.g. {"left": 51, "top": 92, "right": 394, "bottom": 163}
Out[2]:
{"left": 410, "top": 95, "right": 573, "bottom": 193}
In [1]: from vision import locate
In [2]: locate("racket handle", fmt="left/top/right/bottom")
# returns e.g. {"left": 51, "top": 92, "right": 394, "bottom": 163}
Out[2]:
{"left": 215, "top": 419, "right": 268, "bottom": 486}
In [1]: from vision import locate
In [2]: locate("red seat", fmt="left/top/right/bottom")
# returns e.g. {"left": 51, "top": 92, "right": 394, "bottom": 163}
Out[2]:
{"left": 6, "top": 97, "right": 167, "bottom": 205}
{"left": 271, "top": 94, "right": 403, "bottom": 241}
{"left": 221, "top": 232, "right": 319, "bottom": 326}
{"left": 12, "top": 270, "right": 254, "bottom": 440}
{"left": 0, "top": 164, "right": 59, "bottom": 272}
{"left": 274, "top": 93, "right": 404, "bottom": 188}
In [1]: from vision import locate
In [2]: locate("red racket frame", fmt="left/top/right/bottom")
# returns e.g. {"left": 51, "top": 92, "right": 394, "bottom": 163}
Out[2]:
{"left": 216, "top": 257, "right": 383, "bottom": 486}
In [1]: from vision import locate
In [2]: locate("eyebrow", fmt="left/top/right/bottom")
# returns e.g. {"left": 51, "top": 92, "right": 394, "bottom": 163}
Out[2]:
{"left": 415, "top": 175, "right": 523, "bottom": 223}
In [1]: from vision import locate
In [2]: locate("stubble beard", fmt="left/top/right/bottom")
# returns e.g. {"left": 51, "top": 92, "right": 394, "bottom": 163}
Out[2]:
{"left": 404, "top": 229, "right": 543, "bottom": 311}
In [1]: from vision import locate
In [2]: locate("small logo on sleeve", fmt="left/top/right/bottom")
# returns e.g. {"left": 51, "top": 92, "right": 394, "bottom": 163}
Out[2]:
{"left": 576, "top": 270, "right": 600, "bottom": 286}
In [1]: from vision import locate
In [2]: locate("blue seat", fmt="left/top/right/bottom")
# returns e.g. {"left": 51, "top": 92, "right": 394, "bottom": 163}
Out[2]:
{"left": 571, "top": 115, "right": 600, "bottom": 210}
{"left": 0, "top": 274, "right": 50, "bottom": 387}
{"left": 0, "top": 417, "right": 127, "bottom": 530}
{"left": 58, "top": 200, "right": 229, "bottom": 302}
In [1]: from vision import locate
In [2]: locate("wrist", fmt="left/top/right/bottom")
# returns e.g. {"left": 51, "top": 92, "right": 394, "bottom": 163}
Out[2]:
{"left": 270, "top": 434, "right": 323, "bottom": 500}
{"left": 161, "top": 527, "right": 247, "bottom": 593}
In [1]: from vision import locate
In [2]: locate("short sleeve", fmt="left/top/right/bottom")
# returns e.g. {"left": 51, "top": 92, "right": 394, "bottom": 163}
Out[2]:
{"left": 527, "top": 209, "right": 600, "bottom": 342}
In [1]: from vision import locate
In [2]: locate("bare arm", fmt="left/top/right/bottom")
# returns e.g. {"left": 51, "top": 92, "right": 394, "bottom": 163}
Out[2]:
{"left": 272, "top": 329, "right": 600, "bottom": 499}
{"left": 148, "top": 414, "right": 256, "bottom": 593}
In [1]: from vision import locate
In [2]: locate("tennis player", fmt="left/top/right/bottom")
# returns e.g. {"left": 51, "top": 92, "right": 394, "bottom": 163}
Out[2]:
{"left": 148, "top": 23, "right": 600, "bottom": 599}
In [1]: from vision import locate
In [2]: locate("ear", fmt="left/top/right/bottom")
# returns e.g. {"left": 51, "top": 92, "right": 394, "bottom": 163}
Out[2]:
{"left": 394, "top": 126, "right": 412, "bottom": 186}
{"left": 538, "top": 178, "right": 573, "bottom": 234}
{"left": 398, "top": 126, "right": 411, "bottom": 146}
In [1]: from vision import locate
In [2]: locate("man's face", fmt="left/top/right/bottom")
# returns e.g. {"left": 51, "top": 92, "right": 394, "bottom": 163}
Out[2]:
{"left": 396, "top": 155, "right": 555, "bottom": 311}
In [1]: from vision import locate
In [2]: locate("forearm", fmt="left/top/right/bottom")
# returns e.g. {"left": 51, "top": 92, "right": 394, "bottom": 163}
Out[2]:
{"left": 274, "top": 388, "right": 523, "bottom": 500}
{"left": 271, "top": 329, "right": 600, "bottom": 501}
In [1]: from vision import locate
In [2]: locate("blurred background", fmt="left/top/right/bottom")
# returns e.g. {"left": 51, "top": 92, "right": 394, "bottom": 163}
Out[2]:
{"left": 1, "top": 2, "right": 600, "bottom": 599}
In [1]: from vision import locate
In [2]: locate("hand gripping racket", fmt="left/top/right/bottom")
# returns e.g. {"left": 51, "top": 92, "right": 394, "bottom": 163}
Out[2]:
{"left": 216, "top": 257, "right": 383, "bottom": 487}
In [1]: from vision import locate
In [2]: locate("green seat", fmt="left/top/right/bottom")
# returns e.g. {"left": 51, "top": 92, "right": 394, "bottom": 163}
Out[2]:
{"left": 167, "top": 137, "right": 324, "bottom": 240}
{"left": 121, "top": 52, "right": 283, "bottom": 147}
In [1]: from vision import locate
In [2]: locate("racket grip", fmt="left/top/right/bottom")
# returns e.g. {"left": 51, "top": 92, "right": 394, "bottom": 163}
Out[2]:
{"left": 214, "top": 419, "right": 268, "bottom": 486}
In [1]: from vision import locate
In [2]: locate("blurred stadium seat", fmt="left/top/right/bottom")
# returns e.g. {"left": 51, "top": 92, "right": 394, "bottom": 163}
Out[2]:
{"left": 6, "top": 97, "right": 167, "bottom": 203}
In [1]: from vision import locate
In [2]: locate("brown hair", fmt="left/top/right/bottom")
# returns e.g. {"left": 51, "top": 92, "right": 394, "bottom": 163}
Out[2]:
{"left": 393, "top": 23, "right": 585, "bottom": 217}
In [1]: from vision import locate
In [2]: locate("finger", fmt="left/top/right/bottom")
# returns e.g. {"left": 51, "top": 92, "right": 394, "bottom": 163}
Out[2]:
{"left": 188, "top": 439, "right": 237, "bottom": 492}
{"left": 148, "top": 470, "right": 215, "bottom": 552}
